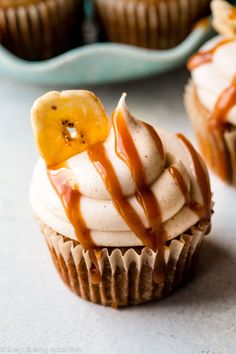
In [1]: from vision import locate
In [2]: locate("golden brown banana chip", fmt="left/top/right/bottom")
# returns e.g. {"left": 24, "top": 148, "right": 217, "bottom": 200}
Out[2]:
{"left": 31, "top": 90, "right": 110, "bottom": 167}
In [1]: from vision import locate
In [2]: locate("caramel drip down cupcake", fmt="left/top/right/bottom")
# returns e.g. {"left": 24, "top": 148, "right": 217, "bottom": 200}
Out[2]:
{"left": 94, "top": 0, "right": 211, "bottom": 50}
{"left": 185, "top": 0, "right": 236, "bottom": 185}
{"left": 0, "top": 0, "right": 83, "bottom": 60}
{"left": 30, "top": 90, "right": 212, "bottom": 307}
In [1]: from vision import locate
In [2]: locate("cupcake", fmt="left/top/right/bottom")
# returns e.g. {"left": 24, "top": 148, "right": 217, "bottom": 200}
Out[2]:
{"left": 30, "top": 90, "right": 212, "bottom": 307}
{"left": 94, "top": 0, "right": 211, "bottom": 50}
{"left": 185, "top": 0, "right": 236, "bottom": 185}
{"left": 0, "top": 0, "right": 83, "bottom": 60}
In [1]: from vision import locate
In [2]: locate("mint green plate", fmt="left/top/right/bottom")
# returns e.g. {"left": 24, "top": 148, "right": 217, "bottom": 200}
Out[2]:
{"left": 0, "top": 20, "right": 212, "bottom": 86}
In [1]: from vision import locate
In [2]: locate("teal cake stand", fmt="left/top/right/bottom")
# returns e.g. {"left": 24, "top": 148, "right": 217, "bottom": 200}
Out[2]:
{"left": 0, "top": 19, "right": 213, "bottom": 86}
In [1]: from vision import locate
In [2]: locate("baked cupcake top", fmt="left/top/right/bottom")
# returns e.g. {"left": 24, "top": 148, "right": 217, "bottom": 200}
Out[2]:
{"left": 188, "top": 0, "right": 236, "bottom": 127}
{"left": 30, "top": 91, "right": 211, "bottom": 250}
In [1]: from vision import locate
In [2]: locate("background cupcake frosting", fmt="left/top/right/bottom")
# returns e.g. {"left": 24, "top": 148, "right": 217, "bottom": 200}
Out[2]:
{"left": 191, "top": 38, "right": 236, "bottom": 125}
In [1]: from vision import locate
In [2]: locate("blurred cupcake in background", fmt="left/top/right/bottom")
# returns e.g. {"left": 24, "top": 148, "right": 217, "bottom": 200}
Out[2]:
{"left": 185, "top": 0, "right": 236, "bottom": 185}
{"left": 94, "top": 0, "right": 212, "bottom": 50}
{"left": 0, "top": 0, "right": 83, "bottom": 60}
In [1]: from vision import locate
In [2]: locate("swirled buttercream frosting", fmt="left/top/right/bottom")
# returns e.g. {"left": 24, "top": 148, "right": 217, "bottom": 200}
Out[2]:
{"left": 30, "top": 93, "right": 211, "bottom": 250}
{"left": 188, "top": 36, "right": 236, "bottom": 126}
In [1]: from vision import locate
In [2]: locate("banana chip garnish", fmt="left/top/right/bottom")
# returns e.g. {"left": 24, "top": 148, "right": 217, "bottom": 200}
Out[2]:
{"left": 31, "top": 90, "right": 110, "bottom": 167}
{"left": 211, "top": 0, "right": 236, "bottom": 38}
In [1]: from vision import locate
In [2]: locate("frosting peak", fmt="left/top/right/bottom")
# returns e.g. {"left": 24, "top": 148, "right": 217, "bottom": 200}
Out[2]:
{"left": 111, "top": 93, "right": 165, "bottom": 194}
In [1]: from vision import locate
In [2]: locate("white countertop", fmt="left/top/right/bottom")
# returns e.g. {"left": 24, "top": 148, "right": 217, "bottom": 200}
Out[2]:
{"left": 0, "top": 70, "right": 236, "bottom": 354}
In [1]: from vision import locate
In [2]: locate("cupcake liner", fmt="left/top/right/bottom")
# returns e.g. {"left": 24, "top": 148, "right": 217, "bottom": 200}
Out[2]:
{"left": 38, "top": 218, "right": 208, "bottom": 307}
{"left": 94, "top": 0, "right": 211, "bottom": 49}
{"left": 224, "top": 129, "right": 236, "bottom": 185}
{"left": 184, "top": 81, "right": 236, "bottom": 185}
{"left": 0, "top": 0, "right": 83, "bottom": 60}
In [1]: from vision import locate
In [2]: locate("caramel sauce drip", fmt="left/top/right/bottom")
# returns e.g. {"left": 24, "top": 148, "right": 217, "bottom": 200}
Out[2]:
{"left": 112, "top": 112, "right": 165, "bottom": 246}
{"left": 207, "top": 76, "right": 236, "bottom": 182}
{"left": 169, "top": 166, "right": 209, "bottom": 220}
{"left": 88, "top": 143, "right": 158, "bottom": 250}
{"left": 176, "top": 134, "right": 211, "bottom": 221}
{"left": 229, "top": 8, "right": 236, "bottom": 20}
{"left": 168, "top": 166, "right": 191, "bottom": 206}
{"left": 112, "top": 112, "right": 166, "bottom": 282}
{"left": 187, "top": 38, "right": 232, "bottom": 70}
{"left": 88, "top": 112, "right": 167, "bottom": 283}
{"left": 142, "top": 121, "right": 164, "bottom": 161}
{"left": 213, "top": 75, "right": 236, "bottom": 125}
{"left": 48, "top": 168, "right": 101, "bottom": 284}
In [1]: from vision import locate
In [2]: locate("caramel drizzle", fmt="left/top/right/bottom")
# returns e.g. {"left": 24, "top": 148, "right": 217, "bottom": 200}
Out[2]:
{"left": 113, "top": 112, "right": 166, "bottom": 247}
{"left": 142, "top": 121, "right": 164, "bottom": 160}
{"left": 187, "top": 38, "right": 232, "bottom": 70}
{"left": 168, "top": 166, "right": 191, "bottom": 206}
{"left": 88, "top": 113, "right": 166, "bottom": 282}
{"left": 229, "top": 8, "right": 236, "bottom": 20}
{"left": 48, "top": 168, "right": 101, "bottom": 284}
{"left": 176, "top": 134, "right": 211, "bottom": 220}
{"left": 207, "top": 75, "right": 236, "bottom": 181}
{"left": 213, "top": 75, "right": 236, "bottom": 125}
{"left": 88, "top": 143, "right": 158, "bottom": 250}
{"left": 168, "top": 166, "right": 209, "bottom": 221}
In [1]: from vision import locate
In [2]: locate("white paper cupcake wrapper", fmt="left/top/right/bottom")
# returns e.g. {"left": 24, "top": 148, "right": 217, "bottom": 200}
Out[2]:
{"left": 38, "top": 218, "right": 208, "bottom": 307}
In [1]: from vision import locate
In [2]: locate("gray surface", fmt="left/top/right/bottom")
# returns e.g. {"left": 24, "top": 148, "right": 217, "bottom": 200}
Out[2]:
{"left": 0, "top": 71, "right": 236, "bottom": 354}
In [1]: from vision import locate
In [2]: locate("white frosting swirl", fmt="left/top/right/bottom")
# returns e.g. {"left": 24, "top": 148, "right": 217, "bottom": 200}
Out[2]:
{"left": 30, "top": 95, "right": 210, "bottom": 247}
{"left": 191, "top": 36, "right": 236, "bottom": 125}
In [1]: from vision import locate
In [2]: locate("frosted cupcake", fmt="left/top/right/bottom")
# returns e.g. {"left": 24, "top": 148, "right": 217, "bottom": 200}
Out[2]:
{"left": 185, "top": 0, "right": 236, "bottom": 185}
{"left": 30, "top": 90, "right": 212, "bottom": 307}
{"left": 94, "top": 0, "right": 211, "bottom": 49}
{"left": 0, "top": 0, "right": 83, "bottom": 60}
